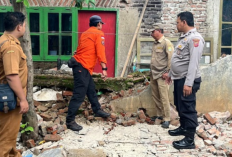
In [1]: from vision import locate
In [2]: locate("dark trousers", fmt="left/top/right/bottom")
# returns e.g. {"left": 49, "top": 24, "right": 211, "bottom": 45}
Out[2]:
{"left": 173, "top": 77, "right": 201, "bottom": 132}
{"left": 66, "top": 62, "right": 101, "bottom": 123}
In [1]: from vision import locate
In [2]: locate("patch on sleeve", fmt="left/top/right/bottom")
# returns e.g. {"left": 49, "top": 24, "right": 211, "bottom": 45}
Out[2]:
{"left": 193, "top": 38, "right": 200, "bottom": 47}
{"left": 178, "top": 45, "right": 182, "bottom": 49}
{"left": 101, "top": 36, "right": 105, "bottom": 39}
{"left": 101, "top": 40, "right": 105, "bottom": 46}
{"left": 168, "top": 47, "right": 172, "bottom": 51}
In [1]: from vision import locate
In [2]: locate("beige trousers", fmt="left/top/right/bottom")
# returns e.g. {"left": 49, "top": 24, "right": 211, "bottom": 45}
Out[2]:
{"left": 0, "top": 107, "right": 22, "bottom": 157}
{"left": 150, "top": 75, "right": 171, "bottom": 121}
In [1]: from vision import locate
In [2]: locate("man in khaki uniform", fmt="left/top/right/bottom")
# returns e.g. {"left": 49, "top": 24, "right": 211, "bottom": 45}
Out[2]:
{"left": 0, "top": 12, "right": 29, "bottom": 157}
{"left": 150, "top": 25, "right": 174, "bottom": 128}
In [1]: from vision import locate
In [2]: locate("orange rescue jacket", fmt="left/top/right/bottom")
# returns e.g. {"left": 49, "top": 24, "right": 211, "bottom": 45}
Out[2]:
{"left": 73, "top": 27, "right": 107, "bottom": 75}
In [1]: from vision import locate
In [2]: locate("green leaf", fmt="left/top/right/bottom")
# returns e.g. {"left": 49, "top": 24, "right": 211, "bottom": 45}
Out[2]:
{"left": 23, "top": 0, "right": 30, "bottom": 7}
{"left": 20, "top": 123, "right": 27, "bottom": 129}
{"left": 16, "top": 0, "right": 23, "bottom": 2}
{"left": 25, "top": 126, "right": 34, "bottom": 132}
{"left": 21, "top": 130, "right": 25, "bottom": 133}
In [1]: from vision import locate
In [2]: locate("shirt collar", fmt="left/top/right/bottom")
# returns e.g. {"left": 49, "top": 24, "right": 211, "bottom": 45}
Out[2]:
{"left": 180, "top": 28, "right": 196, "bottom": 38}
{"left": 154, "top": 35, "right": 165, "bottom": 43}
{"left": 3, "top": 32, "right": 20, "bottom": 44}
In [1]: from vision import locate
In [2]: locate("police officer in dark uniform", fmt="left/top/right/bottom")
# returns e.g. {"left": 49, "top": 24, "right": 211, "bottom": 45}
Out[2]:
{"left": 165, "top": 11, "right": 205, "bottom": 149}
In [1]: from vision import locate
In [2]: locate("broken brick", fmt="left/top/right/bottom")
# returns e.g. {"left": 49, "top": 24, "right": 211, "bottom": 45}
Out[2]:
{"left": 56, "top": 93, "right": 64, "bottom": 102}
{"left": 52, "top": 103, "right": 67, "bottom": 110}
{"left": 26, "top": 139, "right": 36, "bottom": 148}
{"left": 58, "top": 107, "right": 68, "bottom": 114}
{"left": 208, "top": 127, "right": 217, "bottom": 135}
{"left": 87, "top": 116, "right": 94, "bottom": 121}
{"left": 119, "top": 90, "right": 125, "bottom": 97}
{"left": 44, "top": 134, "right": 61, "bottom": 142}
{"left": 138, "top": 110, "right": 146, "bottom": 122}
{"left": 37, "top": 105, "right": 48, "bottom": 112}
{"left": 127, "top": 119, "right": 136, "bottom": 126}
{"left": 34, "top": 100, "right": 41, "bottom": 107}
{"left": 40, "top": 113, "right": 53, "bottom": 121}
{"left": 170, "top": 119, "right": 180, "bottom": 126}
{"left": 155, "top": 118, "right": 162, "bottom": 125}
{"left": 204, "top": 113, "right": 216, "bottom": 125}
{"left": 101, "top": 105, "right": 106, "bottom": 109}
{"left": 62, "top": 91, "right": 73, "bottom": 96}
{"left": 196, "top": 128, "right": 208, "bottom": 140}
{"left": 110, "top": 113, "right": 117, "bottom": 120}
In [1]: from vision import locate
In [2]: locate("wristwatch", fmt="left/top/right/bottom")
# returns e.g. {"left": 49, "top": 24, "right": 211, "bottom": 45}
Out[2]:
{"left": 102, "top": 67, "right": 107, "bottom": 71}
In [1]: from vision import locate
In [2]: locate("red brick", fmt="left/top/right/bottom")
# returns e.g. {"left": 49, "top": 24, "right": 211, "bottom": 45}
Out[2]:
{"left": 204, "top": 113, "right": 216, "bottom": 125}
{"left": 125, "top": 112, "right": 132, "bottom": 118}
{"left": 26, "top": 139, "right": 36, "bottom": 148}
{"left": 54, "top": 117, "right": 61, "bottom": 125}
{"left": 37, "top": 105, "right": 48, "bottom": 112}
{"left": 56, "top": 93, "right": 64, "bottom": 102}
{"left": 83, "top": 110, "right": 89, "bottom": 117}
{"left": 34, "top": 100, "right": 41, "bottom": 107}
{"left": 138, "top": 110, "right": 146, "bottom": 122}
{"left": 58, "top": 107, "right": 68, "bottom": 114}
{"left": 101, "top": 105, "right": 106, "bottom": 109}
{"left": 40, "top": 113, "right": 53, "bottom": 121}
{"left": 196, "top": 129, "right": 208, "bottom": 140}
{"left": 62, "top": 91, "right": 73, "bottom": 96}
{"left": 87, "top": 116, "right": 94, "bottom": 121}
{"left": 119, "top": 90, "right": 125, "bottom": 97}
{"left": 155, "top": 119, "right": 162, "bottom": 125}
{"left": 110, "top": 113, "right": 117, "bottom": 120}
{"left": 44, "top": 134, "right": 61, "bottom": 142}
{"left": 127, "top": 119, "right": 136, "bottom": 126}
{"left": 170, "top": 119, "right": 180, "bottom": 126}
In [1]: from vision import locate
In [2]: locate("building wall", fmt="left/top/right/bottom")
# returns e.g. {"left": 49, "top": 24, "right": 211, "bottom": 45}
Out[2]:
{"left": 0, "top": 0, "right": 219, "bottom": 75}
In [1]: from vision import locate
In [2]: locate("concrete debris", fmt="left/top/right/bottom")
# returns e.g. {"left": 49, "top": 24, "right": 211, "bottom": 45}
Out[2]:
{"left": 18, "top": 82, "right": 232, "bottom": 156}
{"left": 60, "top": 64, "right": 72, "bottom": 72}
{"left": 33, "top": 89, "right": 62, "bottom": 101}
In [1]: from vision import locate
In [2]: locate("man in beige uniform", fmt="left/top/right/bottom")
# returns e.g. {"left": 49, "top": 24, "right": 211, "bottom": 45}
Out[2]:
{"left": 0, "top": 12, "right": 29, "bottom": 157}
{"left": 150, "top": 25, "right": 174, "bottom": 128}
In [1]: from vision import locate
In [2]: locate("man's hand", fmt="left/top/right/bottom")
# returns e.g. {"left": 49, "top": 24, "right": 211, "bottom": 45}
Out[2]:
{"left": 183, "top": 85, "right": 192, "bottom": 97}
{"left": 102, "top": 70, "right": 107, "bottom": 81}
{"left": 165, "top": 76, "right": 172, "bottom": 85}
{"left": 19, "top": 99, "right": 29, "bottom": 114}
{"left": 162, "top": 73, "right": 169, "bottom": 80}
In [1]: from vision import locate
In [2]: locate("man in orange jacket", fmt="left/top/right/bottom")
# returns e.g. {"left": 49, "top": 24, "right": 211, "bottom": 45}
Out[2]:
{"left": 66, "top": 15, "right": 110, "bottom": 131}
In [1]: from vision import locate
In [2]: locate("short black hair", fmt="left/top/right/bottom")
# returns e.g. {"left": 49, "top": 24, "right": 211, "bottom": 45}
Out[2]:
{"left": 4, "top": 12, "right": 26, "bottom": 32}
{"left": 177, "top": 11, "right": 194, "bottom": 27}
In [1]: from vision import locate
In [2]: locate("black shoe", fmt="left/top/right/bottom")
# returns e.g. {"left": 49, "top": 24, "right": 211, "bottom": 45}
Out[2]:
{"left": 161, "top": 121, "right": 170, "bottom": 128}
{"left": 168, "top": 126, "right": 187, "bottom": 136}
{"left": 151, "top": 116, "right": 163, "bottom": 121}
{"left": 94, "top": 110, "right": 110, "bottom": 118}
{"left": 173, "top": 137, "right": 195, "bottom": 149}
{"left": 66, "top": 121, "right": 83, "bottom": 131}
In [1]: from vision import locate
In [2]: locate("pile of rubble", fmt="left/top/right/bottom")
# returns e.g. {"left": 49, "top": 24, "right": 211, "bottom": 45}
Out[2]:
{"left": 195, "top": 111, "right": 232, "bottom": 156}
{"left": 17, "top": 85, "right": 232, "bottom": 156}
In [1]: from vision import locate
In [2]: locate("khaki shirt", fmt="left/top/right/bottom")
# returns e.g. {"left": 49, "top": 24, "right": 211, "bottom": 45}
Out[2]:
{"left": 150, "top": 36, "right": 174, "bottom": 80}
{"left": 169, "top": 28, "right": 205, "bottom": 86}
{"left": 0, "top": 33, "right": 28, "bottom": 95}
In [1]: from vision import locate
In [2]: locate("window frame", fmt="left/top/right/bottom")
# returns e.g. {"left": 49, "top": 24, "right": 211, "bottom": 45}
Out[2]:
{"left": 219, "top": 0, "right": 232, "bottom": 57}
{"left": 0, "top": 7, "right": 13, "bottom": 36}
{"left": 43, "top": 7, "right": 77, "bottom": 61}
{"left": 136, "top": 37, "right": 214, "bottom": 70}
{"left": 27, "top": 7, "right": 44, "bottom": 61}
